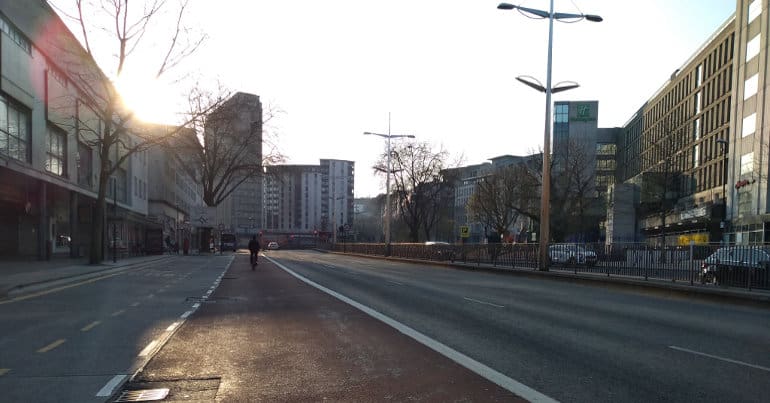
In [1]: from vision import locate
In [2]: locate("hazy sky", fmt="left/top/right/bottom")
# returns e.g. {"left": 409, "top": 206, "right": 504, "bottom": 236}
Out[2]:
{"left": 53, "top": 0, "right": 737, "bottom": 198}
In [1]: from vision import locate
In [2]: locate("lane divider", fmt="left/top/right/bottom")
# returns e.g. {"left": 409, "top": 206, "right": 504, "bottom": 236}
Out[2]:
{"left": 37, "top": 339, "right": 66, "bottom": 353}
{"left": 110, "top": 309, "right": 126, "bottom": 317}
{"left": 266, "top": 255, "right": 558, "bottom": 403}
{"left": 463, "top": 297, "right": 505, "bottom": 309}
{"left": 80, "top": 321, "right": 101, "bottom": 332}
{"left": 99, "top": 255, "right": 235, "bottom": 399}
{"left": 669, "top": 346, "right": 770, "bottom": 372}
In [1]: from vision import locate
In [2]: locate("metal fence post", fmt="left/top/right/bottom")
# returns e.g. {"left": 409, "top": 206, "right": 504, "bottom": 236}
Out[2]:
{"left": 689, "top": 241, "right": 694, "bottom": 286}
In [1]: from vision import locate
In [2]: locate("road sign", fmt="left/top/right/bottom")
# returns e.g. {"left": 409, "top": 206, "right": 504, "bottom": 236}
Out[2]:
{"left": 460, "top": 226, "right": 470, "bottom": 238}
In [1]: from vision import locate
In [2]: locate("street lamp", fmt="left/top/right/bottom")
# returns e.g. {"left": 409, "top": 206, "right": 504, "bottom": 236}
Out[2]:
{"left": 364, "top": 123, "right": 415, "bottom": 250}
{"left": 498, "top": 1, "right": 602, "bottom": 271}
{"left": 716, "top": 138, "right": 729, "bottom": 240}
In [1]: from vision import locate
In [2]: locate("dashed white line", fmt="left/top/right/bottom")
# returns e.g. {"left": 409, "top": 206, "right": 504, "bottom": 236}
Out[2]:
{"left": 138, "top": 340, "right": 158, "bottom": 357}
{"left": 387, "top": 280, "right": 404, "bottom": 286}
{"left": 96, "top": 374, "right": 127, "bottom": 397}
{"left": 463, "top": 297, "right": 505, "bottom": 308}
{"left": 80, "top": 321, "right": 101, "bottom": 332}
{"left": 130, "top": 302, "right": 141, "bottom": 307}
{"left": 180, "top": 310, "right": 193, "bottom": 319}
{"left": 192, "top": 303, "right": 200, "bottom": 309}
{"left": 37, "top": 339, "right": 66, "bottom": 353}
{"left": 669, "top": 346, "right": 770, "bottom": 372}
{"left": 166, "top": 322, "right": 179, "bottom": 332}
{"left": 110, "top": 309, "right": 126, "bottom": 317}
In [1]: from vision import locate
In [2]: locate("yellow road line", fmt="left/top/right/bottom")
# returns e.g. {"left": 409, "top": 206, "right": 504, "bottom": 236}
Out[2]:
{"left": 110, "top": 309, "right": 125, "bottom": 317}
{"left": 0, "top": 271, "right": 128, "bottom": 305}
{"left": 0, "top": 368, "right": 9, "bottom": 376}
{"left": 80, "top": 321, "right": 101, "bottom": 332}
{"left": 37, "top": 339, "right": 66, "bottom": 353}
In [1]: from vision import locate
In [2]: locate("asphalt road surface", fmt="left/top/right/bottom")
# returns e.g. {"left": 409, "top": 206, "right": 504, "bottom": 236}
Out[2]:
{"left": 265, "top": 250, "right": 770, "bottom": 403}
{"left": 0, "top": 255, "right": 232, "bottom": 402}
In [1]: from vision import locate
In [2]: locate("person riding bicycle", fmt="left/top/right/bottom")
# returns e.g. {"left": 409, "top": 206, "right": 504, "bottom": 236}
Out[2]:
{"left": 248, "top": 235, "right": 260, "bottom": 267}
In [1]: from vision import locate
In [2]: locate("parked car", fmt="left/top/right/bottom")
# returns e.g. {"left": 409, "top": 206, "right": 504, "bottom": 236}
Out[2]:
{"left": 701, "top": 246, "right": 770, "bottom": 288}
{"left": 548, "top": 244, "right": 597, "bottom": 266}
{"left": 267, "top": 241, "right": 280, "bottom": 250}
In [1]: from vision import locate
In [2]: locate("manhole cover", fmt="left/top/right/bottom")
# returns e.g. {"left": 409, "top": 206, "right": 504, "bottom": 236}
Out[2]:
{"left": 114, "top": 388, "right": 169, "bottom": 402}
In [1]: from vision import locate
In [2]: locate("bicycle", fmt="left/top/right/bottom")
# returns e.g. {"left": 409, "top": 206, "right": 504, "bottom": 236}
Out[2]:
{"left": 250, "top": 251, "right": 259, "bottom": 270}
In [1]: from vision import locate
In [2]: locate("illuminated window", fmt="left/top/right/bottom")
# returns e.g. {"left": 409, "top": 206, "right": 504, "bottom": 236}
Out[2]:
{"left": 743, "top": 113, "right": 756, "bottom": 137}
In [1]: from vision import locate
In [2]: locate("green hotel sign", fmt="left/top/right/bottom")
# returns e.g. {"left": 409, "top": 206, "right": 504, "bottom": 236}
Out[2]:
{"left": 571, "top": 103, "right": 595, "bottom": 122}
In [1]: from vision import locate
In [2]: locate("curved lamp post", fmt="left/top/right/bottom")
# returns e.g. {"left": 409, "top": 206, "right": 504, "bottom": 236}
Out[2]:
{"left": 498, "top": 1, "right": 601, "bottom": 271}
{"left": 364, "top": 125, "right": 415, "bottom": 250}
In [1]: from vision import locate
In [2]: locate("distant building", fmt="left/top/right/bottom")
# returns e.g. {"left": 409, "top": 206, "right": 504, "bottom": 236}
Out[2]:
{"left": 262, "top": 159, "right": 354, "bottom": 240}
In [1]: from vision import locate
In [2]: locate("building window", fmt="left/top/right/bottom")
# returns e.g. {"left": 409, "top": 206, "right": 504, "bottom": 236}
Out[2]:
{"left": 746, "top": 34, "right": 760, "bottom": 62}
{"left": 0, "top": 96, "right": 30, "bottom": 162}
{"left": 554, "top": 104, "right": 569, "bottom": 123}
{"left": 0, "top": 16, "right": 31, "bottom": 53}
{"left": 695, "top": 64, "right": 702, "bottom": 87}
{"left": 744, "top": 73, "right": 758, "bottom": 100}
{"left": 596, "top": 143, "right": 616, "bottom": 156}
{"left": 748, "top": 0, "right": 761, "bottom": 25}
{"left": 741, "top": 152, "right": 754, "bottom": 175}
{"left": 742, "top": 113, "right": 756, "bottom": 137}
{"left": 46, "top": 126, "right": 67, "bottom": 176}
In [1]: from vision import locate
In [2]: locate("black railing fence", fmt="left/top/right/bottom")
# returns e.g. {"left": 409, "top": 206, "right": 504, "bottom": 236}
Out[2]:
{"left": 323, "top": 242, "right": 770, "bottom": 292}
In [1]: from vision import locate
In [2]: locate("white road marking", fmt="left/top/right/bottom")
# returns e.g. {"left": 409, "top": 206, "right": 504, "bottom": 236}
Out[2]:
{"left": 130, "top": 302, "right": 140, "bottom": 307}
{"left": 267, "top": 256, "right": 557, "bottom": 403}
{"left": 80, "top": 321, "right": 101, "bottom": 332}
{"left": 166, "top": 322, "right": 179, "bottom": 332}
{"left": 192, "top": 303, "right": 200, "bottom": 309}
{"left": 37, "top": 339, "right": 66, "bottom": 353}
{"left": 96, "top": 374, "right": 127, "bottom": 397}
{"left": 0, "top": 368, "right": 9, "bottom": 376}
{"left": 669, "top": 346, "right": 770, "bottom": 372}
{"left": 138, "top": 340, "right": 158, "bottom": 357}
{"left": 387, "top": 280, "right": 404, "bottom": 286}
{"left": 180, "top": 310, "right": 193, "bottom": 319}
{"left": 463, "top": 297, "right": 505, "bottom": 309}
{"left": 110, "top": 309, "right": 126, "bottom": 317}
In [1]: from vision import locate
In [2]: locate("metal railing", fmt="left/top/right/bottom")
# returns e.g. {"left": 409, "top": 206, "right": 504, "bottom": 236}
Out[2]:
{"left": 324, "top": 242, "right": 770, "bottom": 292}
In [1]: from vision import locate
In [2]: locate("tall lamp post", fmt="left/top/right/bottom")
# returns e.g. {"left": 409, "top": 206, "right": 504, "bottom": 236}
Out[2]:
{"left": 497, "top": 2, "right": 602, "bottom": 271}
{"left": 716, "top": 138, "right": 728, "bottom": 242}
{"left": 364, "top": 121, "right": 415, "bottom": 250}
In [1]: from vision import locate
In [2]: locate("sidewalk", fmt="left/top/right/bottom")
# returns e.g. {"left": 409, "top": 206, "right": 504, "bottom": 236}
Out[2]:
{"left": 118, "top": 254, "right": 524, "bottom": 402}
{"left": 0, "top": 254, "right": 176, "bottom": 300}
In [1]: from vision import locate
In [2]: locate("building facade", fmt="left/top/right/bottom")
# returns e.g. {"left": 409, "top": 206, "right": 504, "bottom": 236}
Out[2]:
{"left": 0, "top": 2, "right": 153, "bottom": 258}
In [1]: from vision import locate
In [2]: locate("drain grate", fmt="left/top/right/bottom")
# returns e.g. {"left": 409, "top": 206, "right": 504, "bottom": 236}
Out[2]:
{"left": 114, "top": 388, "right": 169, "bottom": 402}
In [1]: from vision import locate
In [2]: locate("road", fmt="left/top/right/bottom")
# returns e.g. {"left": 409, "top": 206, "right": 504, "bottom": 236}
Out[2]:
{"left": 0, "top": 255, "right": 232, "bottom": 402}
{"left": 266, "top": 250, "right": 770, "bottom": 403}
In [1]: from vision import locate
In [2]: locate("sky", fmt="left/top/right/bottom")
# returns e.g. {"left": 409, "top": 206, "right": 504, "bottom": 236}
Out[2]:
{"left": 52, "top": 0, "right": 737, "bottom": 198}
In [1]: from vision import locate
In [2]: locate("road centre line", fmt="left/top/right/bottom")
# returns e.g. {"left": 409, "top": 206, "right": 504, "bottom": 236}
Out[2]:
{"left": 110, "top": 309, "right": 126, "bottom": 317}
{"left": 147, "top": 294, "right": 155, "bottom": 299}
{"left": 130, "top": 302, "right": 140, "bottom": 307}
{"left": 192, "top": 303, "right": 200, "bottom": 309}
{"left": 37, "top": 339, "right": 66, "bottom": 353}
{"left": 96, "top": 374, "right": 127, "bottom": 397}
{"left": 387, "top": 280, "right": 404, "bottom": 286}
{"left": 669, "top": 346, "right": 770, "bottom": 373}
{"left": 138, "top": 340, "right": 158, "bottom": 357}
{"left": 463, "top": 297, "right": 505, "bottom": 309}
{"left": 0, "top": 368, "right": 9, "bottom": 376}
{"left": 267, "top": 256, "right": 557, "bottom": 403}
{"left": 180, "top": 310, "right": 193, "bottom": 319}
{"left": 80, "top": 321, "right": 101, "bottom": 332}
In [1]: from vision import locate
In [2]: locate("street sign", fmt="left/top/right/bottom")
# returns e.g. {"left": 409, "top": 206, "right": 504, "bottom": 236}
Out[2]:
{"left": 191, "top": 206, "right": 216, "bottom": 228}
{"left": 460, "top": 226, "right": 470, "bottom": 238}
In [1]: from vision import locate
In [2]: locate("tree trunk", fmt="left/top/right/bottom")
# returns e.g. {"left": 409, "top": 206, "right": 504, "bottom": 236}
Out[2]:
{"left": 89, "top": 162, "right": 111, "bottom": 264}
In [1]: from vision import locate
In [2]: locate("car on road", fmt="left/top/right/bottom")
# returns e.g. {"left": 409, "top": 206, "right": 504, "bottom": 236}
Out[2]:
{"left": 267, "top": 241, "right": 280, "bottom": 250}
{"left": 701, "top": 246, "right": 770, "bottom": 288}
{"left": 548, "top": 244, "right": 598, "bottom": 266}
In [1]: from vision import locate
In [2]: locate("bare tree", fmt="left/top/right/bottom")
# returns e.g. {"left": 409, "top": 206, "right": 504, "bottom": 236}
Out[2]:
{"left": 375, "top": 142, "right": 453, "bottom": 242}
{"left": 552, "top": 139, "right": 599, "bottom": 241}
{"left": 47, "top": 0, "right": 207, "bottom": 263}
{"left": 466, "top": 165, "right": 523, "bottom": 238}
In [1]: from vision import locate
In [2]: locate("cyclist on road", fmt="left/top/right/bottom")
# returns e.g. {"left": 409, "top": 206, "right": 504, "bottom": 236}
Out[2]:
{"left": 248, "top": 235, "right": 260, "bottom": 269}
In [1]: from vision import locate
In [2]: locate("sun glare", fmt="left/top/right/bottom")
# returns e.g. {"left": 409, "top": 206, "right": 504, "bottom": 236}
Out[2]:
{"left": 114, "top": 74, "right": 178, "bottom": 124}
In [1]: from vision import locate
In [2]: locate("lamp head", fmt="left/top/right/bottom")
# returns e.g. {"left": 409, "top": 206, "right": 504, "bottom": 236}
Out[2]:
{"left": 584, "top": 14, "right": 603, "bottom": 22}
{"left": 497, "top": 3, "right": 515, "bottom": 10}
